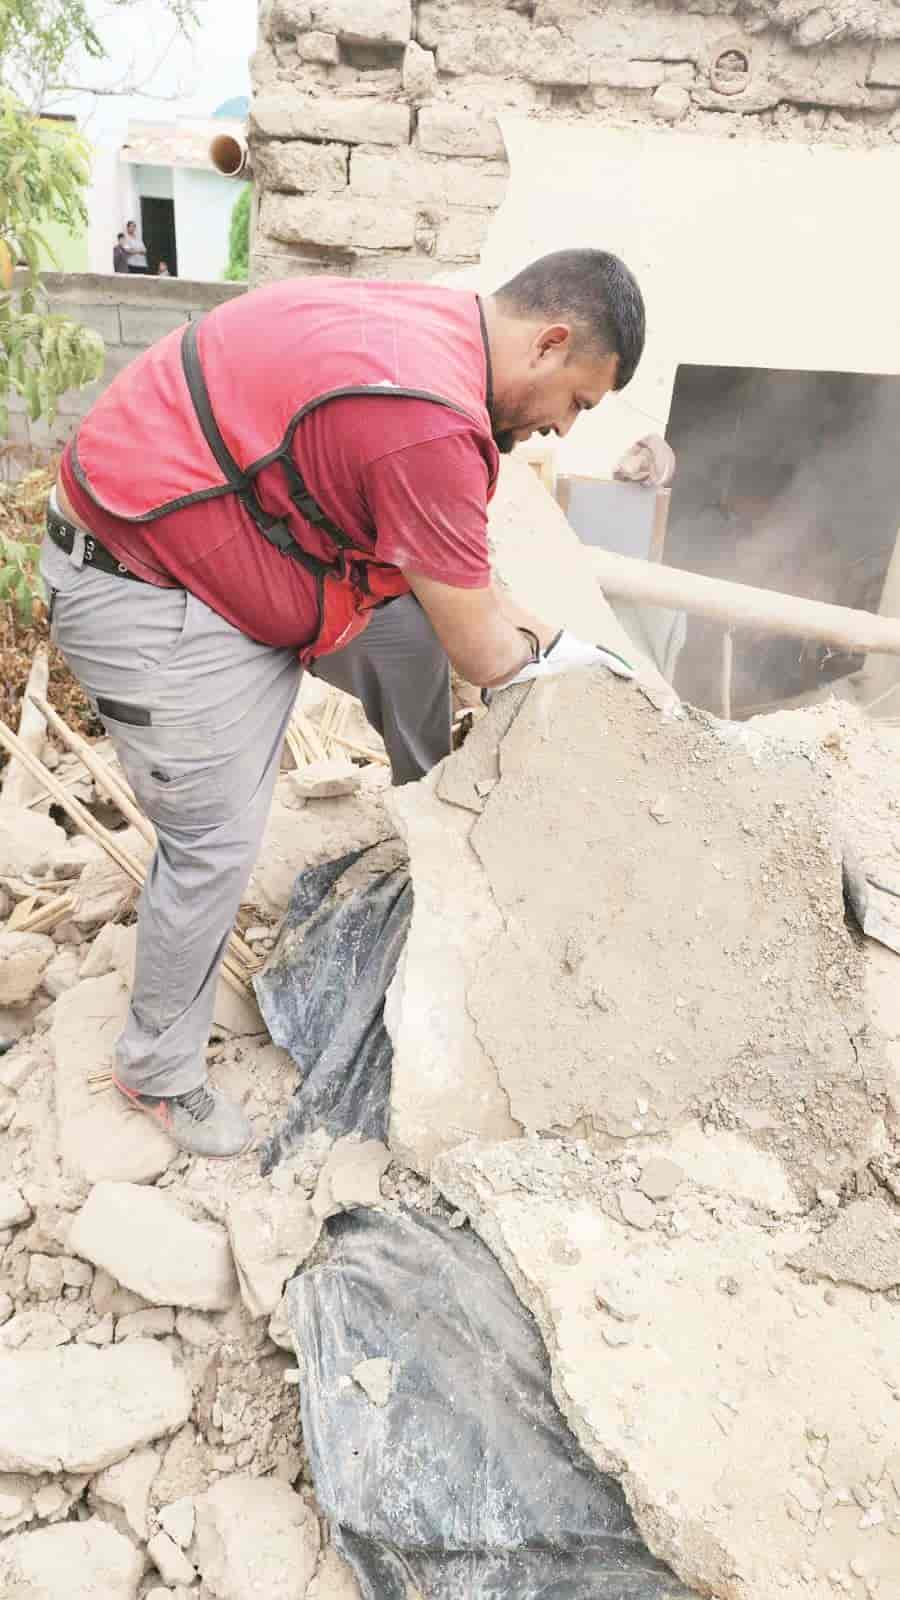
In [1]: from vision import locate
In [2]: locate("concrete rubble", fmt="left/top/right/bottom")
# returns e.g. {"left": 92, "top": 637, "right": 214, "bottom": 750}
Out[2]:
{"left": 0, "top": 460, "right": 897, "bottom": 1600}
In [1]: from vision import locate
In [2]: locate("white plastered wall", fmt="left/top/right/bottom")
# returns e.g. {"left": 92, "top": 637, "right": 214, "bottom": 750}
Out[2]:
{"left": 448, "top": 118, "right": 900, "bottom": 479}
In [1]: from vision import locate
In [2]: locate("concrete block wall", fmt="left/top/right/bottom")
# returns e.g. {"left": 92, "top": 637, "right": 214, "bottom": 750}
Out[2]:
{"left": 249, "top": 0, "right": 900, "bottom": 285}
{"left": 7, "top": 273, "right": 246, "bottom": 454}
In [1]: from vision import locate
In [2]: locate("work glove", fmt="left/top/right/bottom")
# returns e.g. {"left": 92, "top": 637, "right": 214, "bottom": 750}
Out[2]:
{"left": 502, "top": 628, "right": 635, "bottom": 688}
{"left": 613, "top": 433, "right": 676, "bottom": 488}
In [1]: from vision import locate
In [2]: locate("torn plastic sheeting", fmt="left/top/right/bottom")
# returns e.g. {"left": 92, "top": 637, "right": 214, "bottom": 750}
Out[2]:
{"left": 254, "top": 850, "right": 412, "bottom": 1173}
{"left": 287, "top": 1208, "right": 693, "bottom": 1600}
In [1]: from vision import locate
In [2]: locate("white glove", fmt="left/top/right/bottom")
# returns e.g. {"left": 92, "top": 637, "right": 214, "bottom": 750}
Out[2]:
{"left": 504, "top": 628, "right": 634, "bottom": 688}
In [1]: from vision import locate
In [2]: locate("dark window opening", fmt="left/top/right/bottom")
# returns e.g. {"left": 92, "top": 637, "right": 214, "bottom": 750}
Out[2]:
{"left": 140, "top": 195, "right": 178, "bottom": 277}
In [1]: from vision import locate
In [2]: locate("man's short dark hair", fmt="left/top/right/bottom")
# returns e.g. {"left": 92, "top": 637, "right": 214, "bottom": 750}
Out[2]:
{"left": 117, "top": 232, "right": 125, "bottom": 241}
{"left": 495, "top": 248, "right": 646, "bottom": 391}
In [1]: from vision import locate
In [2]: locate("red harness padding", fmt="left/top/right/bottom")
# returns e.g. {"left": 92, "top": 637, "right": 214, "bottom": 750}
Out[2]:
{"left": 69, "top": 279, "right": 498, "bottom": 661}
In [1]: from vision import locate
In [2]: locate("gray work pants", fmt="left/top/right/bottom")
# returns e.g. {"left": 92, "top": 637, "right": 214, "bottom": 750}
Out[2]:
{"left": 41, "top": 534, "right": 450, "bottom": 1098}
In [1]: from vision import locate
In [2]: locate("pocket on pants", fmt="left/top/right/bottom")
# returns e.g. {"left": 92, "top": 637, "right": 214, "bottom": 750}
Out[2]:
{"left": 100, "top": 716, "right": 229, "bottom": 835}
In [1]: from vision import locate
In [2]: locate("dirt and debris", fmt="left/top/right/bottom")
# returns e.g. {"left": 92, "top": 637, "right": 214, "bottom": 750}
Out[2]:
{"left": 0, "top": 460, "right": 896, "bottom": 1600}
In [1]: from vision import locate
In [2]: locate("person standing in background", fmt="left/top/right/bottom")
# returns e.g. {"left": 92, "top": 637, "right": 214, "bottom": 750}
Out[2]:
{"left": 124, "top": 220, "right": 148, "bottom": 273}
{"left": 112, "top": 233, "right": 129, "bottom": 273}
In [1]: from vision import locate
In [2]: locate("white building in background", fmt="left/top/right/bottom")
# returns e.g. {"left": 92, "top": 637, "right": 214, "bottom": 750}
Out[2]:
{"left": 87, "top": 113, "right": 248, "bottom": 281}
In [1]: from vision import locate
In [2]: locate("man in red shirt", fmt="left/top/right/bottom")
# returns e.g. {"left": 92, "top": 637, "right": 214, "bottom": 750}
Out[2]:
{"left": 44, "top": 248, "right": 646, "bottom": 1158}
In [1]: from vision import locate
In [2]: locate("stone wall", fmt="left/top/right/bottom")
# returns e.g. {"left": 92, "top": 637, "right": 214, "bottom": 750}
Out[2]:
{"left": 249, "top": 0, "right": 900, "bottom": 284}
{"left": 7, "top": 273, "right": 246, "bottom": 454}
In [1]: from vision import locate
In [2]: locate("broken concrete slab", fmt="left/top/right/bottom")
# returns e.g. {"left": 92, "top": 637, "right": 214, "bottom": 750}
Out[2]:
{"left": 192, "top": 1475, "right": 320, "bottom": 1600}
{"left": 0, "top": 1340, "right": 190, "bottom": 1473}
{"left": 0, "top": 1181, "right": 31, "bottom": 1229}
{"left": 311, "top": 1136, "right": 391, "bottom": 1220}
{"left": 291, "top": 756, "right": 362, "bottom": 800}
{"left": 52, "top": 973, "right": 173, "bottom": 1184}
{"left": 147, "top": 1528, "right": 197, "bottom": 1586}
{"left": 225, "top": 1187, "right": 320, "bottom": 1319}
{"left": 388, "top": 671, "right": 888, "bottom": 1194}
{"left": 789, "top": 1196, "right": 900, "bottom": 1292}
{"left": 0, "top": 930, "right": 55, "bottom": 1006}
{"left": 158, "top": 1495, "right": 195, "bottom": 1548}
{"left": 90, "top": 1446, "right": 160, "bottom": 1540}
{"left": 69, "top": 1181, "right": 238, "bottom": 1312}
{"left": 0, "top": 1516, "right": 144, "bottom": 1600}
{"left": 436, "top": 1137, "right": 900, "bottom": 1600}
{"left": 306, "top": 1545, "right": 363, "bottom": 1600}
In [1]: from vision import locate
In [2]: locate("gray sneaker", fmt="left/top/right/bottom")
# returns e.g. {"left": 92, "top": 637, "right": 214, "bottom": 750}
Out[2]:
{"left": 113, "top": 1076, "right": 254, "bottom": 1159}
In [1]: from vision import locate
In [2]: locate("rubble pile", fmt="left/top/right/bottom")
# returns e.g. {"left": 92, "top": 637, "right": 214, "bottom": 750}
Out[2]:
{"left": 0, "top": 461, "right": 897, "bottom": 1599}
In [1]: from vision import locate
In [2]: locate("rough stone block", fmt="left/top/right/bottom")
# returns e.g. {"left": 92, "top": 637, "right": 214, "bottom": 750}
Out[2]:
{"left": 260, "top": 191, "right": 416, "bottom": 252}
{"left": 591, "top": 58, "right": 667, "bottom": 90}
{"left": 225, "top": 1188, "right": 321, "bottom": 1318}
{"left": 251, "top": 250, "right": 353, "bottom": 288}
{"left": 651, "top": 82, "right": 691, "bottom": 121}
{"left": 870, "top": 41, "right": 900, "bottom": 88}
{"left": 311, "top": 0, "right": 411, "bottom": 46}
{"left": 119, "top": 304, "right": 189, "bottom": 346}
{"left": 417, "top": 105, "right": 506, "bottom": 160}
{"left": 252, "top": 90, "right": 411, "bottom": 147}
{"left": 0, "top": 808, "right": 67, "bottom": 878}
{"left": 0, "top": 1342, "right": 190, "bottom": 1473}
{"left": 297, "top": 29, "right": 339, "bottom": 63}
{"left": 419, "top": 6, "right": 529, "bottom": 75}
{"left": 0, "top": 932, "right": 56, "bottom": 1008}
{"left": 0, "top": 1518, "right": 144, "bottom": 1600}
{"left": 443, "top": 159, "right": 509, "bottom": 209}
{"left": 524, "top": 25, "right": 590, "bottom": 85}
{"left": 437, "top": 208, "right": 492, "bottom": 263}
{"left": 350, "top": 145, "right": 445, "bottom": 205}
{"left": 252, "top": 139, "right": 348, "bottom": 194}
{"left": 267, "top": 0, "right": 312, "bottom": 37}
{"left": 69, "top": 1181, "right": 238, "bottom": 1312}
{"left": 90, "top": 1447, "right": 160, "bottom": 1540}
{"left": 52, "top": 974, "right": 173, "bottom": 1186}
{"left": 402, "top": 40, "right": 437, "bottom": 101}
{"left": 193, "top": 1476, "right": 320, "bottom": 1600}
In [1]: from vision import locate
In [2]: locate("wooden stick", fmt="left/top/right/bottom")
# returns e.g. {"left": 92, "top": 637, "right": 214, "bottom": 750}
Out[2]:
{"left": 327, "top": 730, "right": 390, "bottom": 766}
{"left": 0, "top": 721, "right": 252, "bottom": 1000}
{"left": 10, "top": 893, "right": 76, "bottom": 935}
{"left": 584, "top": 547, "right": 900, "bottom": 658}
{"left": 291, "top": 710, "right": 327, "bottom": 762}
{"left": 29, "top": 694, "right": 155, "bottom": 848}
{"left": 2, "top": 646, "right": 49, "bottom": 807}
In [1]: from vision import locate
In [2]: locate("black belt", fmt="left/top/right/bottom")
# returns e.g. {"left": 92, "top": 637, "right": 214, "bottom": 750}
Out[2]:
{"left": 47, "top": 508, "right": 150, "bottom": 584}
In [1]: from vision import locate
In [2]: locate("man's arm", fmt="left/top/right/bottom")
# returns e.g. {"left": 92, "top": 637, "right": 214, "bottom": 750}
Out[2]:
{"left": 405, "top": 572, "right": 555, "bottom": 688}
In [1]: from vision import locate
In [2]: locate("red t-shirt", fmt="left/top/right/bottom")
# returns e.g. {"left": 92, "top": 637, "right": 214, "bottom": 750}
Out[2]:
{"left": 60, "top": 386, "right": 493, "bottom": 649}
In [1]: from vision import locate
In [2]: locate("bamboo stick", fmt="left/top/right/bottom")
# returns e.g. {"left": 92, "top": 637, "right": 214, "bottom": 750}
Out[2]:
{"left": 0, "top": 721, "right": 252, "bottom": 1000}
{"left": 721, "top": 631, "right": 734, "bottom": 722}
{"left": 585, "top": 547, "right": 900, "bottom": 658}
{"left": 291, "top": 710, "right": 328, "bottom": 762}
{"left": 10, "top": 893, "right": 76, "bottom": 935}
{"left": 328, "top": 730, "right": 390, "bottom": 766}
{"left": 29, "top": 693, "right": 155, "bottom": 848}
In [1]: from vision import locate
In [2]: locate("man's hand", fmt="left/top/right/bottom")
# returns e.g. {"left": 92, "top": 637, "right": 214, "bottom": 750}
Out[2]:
{"left": 500, "top": 627, "right": 634, "bottom": 687}
{"left": 614, "top": 434, "right": 675, "bottom": 488}
{"left": 404, "top": 572, "right": 539, "bottom": 688}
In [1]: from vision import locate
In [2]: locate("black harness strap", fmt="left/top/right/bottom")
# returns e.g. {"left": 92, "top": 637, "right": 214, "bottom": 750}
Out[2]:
{"left": 181, "top": 320, "right": 332, "bottom": 577}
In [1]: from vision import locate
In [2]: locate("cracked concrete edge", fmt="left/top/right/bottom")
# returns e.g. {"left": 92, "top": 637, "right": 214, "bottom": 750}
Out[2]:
{"left": 431, "top": 1144, "right": 720, "bottom": 1595}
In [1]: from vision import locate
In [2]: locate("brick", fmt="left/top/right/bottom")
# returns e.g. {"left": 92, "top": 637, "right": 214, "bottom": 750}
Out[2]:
{"left": 251, "top": 91, "right": 410, "bottom": 147}
{"left": 119, "top": 304, "right": 189, "bottom": 346}
{"left": 437, "top": 208, "right": 491, "bottom": 263}
{"left": 417, "top": 106, "right": 505, "bottom": 160}
{"left": 524, "top": 25, "right": 589, "bottom": 86}
{"left": 253, "top": 139, "right": 348, "bottom": 193}
{"left": 443, "top": 159, "right": 509, "bottom": 209}
{"left": 350, "top": 146, "right": 445, "bottom": 205}
{"left": 311, "top": 0, "right": 411, "bottom": 46}
{"left": 298, "top": 30, "right": 339, "bottom": 64}
{"left": 260, "top": 192, "right": 417, "bottom": 252}
{"left": 349, "top": 255, "right": 439, "bottom": 282}
{"left": 433, "top": 16, "right": 530, "bottom": 77}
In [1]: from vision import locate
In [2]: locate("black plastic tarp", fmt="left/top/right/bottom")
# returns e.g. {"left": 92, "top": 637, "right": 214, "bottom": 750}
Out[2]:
{"left": 255, "top": 848, "right": 412, "bottom": 1173}
{"left": 288, "top": 1207, "right": 692, "bottom": 1600}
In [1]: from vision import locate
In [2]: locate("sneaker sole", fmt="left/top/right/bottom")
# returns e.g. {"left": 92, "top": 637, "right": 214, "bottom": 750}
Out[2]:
{"left": 113, "top": 1076, "right": 255, "bottom": 1160}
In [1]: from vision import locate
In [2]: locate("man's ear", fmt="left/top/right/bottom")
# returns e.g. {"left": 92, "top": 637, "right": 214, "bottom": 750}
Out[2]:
{"left": 534, "top": 323, "right": 572, "bottom": 364}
